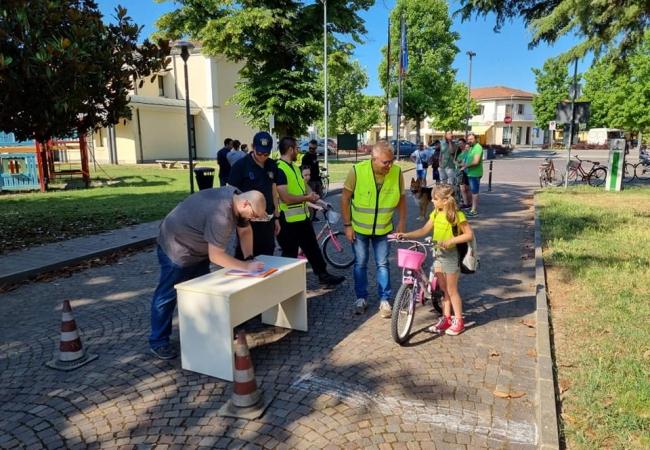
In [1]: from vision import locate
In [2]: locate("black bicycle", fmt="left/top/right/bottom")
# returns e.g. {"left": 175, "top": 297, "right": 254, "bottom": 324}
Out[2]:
{"left": 562, "top": 155, "right": 608, "bottom": 187}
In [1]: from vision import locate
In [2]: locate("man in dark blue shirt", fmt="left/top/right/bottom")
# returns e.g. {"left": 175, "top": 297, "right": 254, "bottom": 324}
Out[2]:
{"left": 228, "top": 131, "right": 284, "bottom": 256}
{"left": 217, "top": 138, "right": 233, "bottom": 186}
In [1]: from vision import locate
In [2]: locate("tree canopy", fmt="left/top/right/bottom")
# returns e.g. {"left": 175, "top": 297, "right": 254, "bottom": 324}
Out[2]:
{"left": 582, "top": 32, "right": 650, "bottom": 133}
{"left": 432, "top": 81, "right": 477, "bottom": 133}
{"left": 531, "top": 58, "right": 572, "bottom": 129}
{"left": 0, "top": 0, "right": 169, "bottom": 143}
{"left": 155, "top": 0, "right": 374, "bottom": 137}
{"left": 456, "top": 0, "right": 650, "bottom": 62}
{"left": 379, "top": 0, "right": 458, "bottom": 142}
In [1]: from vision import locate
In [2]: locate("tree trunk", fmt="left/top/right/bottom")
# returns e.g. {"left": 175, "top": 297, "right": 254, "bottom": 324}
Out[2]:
{"left": 415, "top": 117, "right": 421, "bottom": 144}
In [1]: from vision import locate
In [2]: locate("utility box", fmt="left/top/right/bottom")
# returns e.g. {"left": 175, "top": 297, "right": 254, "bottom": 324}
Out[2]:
{"left": 605, "top": 139, "right": 626, "bottom": 191}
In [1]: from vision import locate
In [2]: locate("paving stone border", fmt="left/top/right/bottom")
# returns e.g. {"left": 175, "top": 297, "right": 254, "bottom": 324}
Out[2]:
{"left": 534, "top": 199, "right": 561, "bottom": 449}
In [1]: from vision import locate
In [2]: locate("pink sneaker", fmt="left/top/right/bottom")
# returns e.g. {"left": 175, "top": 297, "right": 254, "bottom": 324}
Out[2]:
{"left": 428, "top": 316, "right": 451, "bottom": 334}
{"left": 445, "top": 317, "right": 465, "bottom": 335}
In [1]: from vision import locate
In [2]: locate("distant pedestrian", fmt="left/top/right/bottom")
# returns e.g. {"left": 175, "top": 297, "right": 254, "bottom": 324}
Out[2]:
{"left": 228, "top": 131, "right": 282, "bottom": 257}
{"left": 461, "top": 133, "right": 483, "bottom": 216}
{"left": 439, "top": 131, "right": 457, "bottom": 184}
{"left": 300, "top": 139, "right": 323, "bottom": 221}
{"left": 410, "top": 144, "right": 427, "bottom": 185}
{"left": 455, "top": 138, "right": 472, "bottom": 209}
{"left": 217, "top": 138, "right": 233, "bottom": 186}
{"left": 226, "top": 139, "right": 246, "bottom": 167}
{"left": 241, "top": 144, "right": 249, "bottom": 153}
{"left": 429, "top": 140, "right": 441, "bottom": 184}
{"left": 396, "top": 184, "right": 474, "bottom": 336}
{"left": 149, "top": 187, "right": 267, "bottom": 360}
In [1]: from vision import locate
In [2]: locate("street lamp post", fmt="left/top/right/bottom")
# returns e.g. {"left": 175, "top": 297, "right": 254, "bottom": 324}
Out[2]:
{"left": 175, "top": 40, "right": 195, "bottom": 194}
{"left": 321, "top": 0, "right": 329, "bottom": 170}
{"left": 465, "top": 51, "right": 476, "bottom": 138}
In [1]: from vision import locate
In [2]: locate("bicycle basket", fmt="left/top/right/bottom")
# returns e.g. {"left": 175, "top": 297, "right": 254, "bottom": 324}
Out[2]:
{"left": 568, "top": 160, "right": 581, "bottom": 170}
{"left": 326, "top": 210, "right": 340, "bottom": 224}
{"left": 397, "top": 248, "right": 426, "bottom": 270}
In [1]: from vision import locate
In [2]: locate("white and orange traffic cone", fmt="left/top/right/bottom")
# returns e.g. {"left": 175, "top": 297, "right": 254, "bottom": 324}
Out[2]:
{"left": 218, "top": 331, "right": 274, "bottom": 419}
{"left": 45, "top": 300, "right": 97, "bottom": 371}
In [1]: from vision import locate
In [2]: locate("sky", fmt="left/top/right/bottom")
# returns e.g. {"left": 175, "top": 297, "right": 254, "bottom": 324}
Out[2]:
{"left": 96, "top": 0, "right": 591, "bottom": 96}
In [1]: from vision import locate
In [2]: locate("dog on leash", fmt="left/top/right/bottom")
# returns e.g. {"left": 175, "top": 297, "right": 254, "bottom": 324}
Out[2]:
{"left": 410, "top": 178, "right": 433, "bottom": 220}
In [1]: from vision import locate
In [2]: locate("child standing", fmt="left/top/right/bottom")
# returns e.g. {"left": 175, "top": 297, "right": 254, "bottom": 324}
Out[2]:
{"left": 396, "top": 184, "right": 473, "bottom": 335}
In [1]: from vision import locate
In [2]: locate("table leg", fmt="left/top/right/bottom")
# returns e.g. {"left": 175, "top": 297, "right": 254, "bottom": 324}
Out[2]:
{"left": 261, "top": 290, "right": 308, "bottom": 332}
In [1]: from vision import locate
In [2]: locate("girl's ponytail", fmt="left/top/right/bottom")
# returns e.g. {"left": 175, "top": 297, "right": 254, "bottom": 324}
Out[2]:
{"left": 434, "top": 184, "right": 457, "bottom": 224}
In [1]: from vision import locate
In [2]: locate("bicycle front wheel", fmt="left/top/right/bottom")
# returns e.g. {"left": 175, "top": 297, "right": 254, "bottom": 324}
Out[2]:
{"left": 322, "top": 231, "right": 354, "bottom": 269}
{"left": 588, "top": 167, "right": 607, "bottom": 187}
{"left": 321, "top": 177, "right": 330, "bottom": 198}
{"left": 636, "top": 163, "right": 650, "bottom": 180}
{"left": 391, "top": 284, "right": 416, "bottom": 345}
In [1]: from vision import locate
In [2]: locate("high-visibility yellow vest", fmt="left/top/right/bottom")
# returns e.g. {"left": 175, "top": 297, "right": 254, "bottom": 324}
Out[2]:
{"left": 277, "top": 159, "right": 308, "bottom": 223}
{"left": 351, "top": 160, "right": 401, "bottom": 235}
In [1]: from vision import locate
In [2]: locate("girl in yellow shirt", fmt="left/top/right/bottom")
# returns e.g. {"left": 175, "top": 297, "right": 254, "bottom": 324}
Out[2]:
{"left": 396, "top": 184, "right": 474, "bottom": 335}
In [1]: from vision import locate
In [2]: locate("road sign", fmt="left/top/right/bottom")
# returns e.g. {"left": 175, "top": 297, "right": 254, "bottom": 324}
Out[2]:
{"left": 549, "top": 121, "right": 556, "bottom": 131}
{"left": 504, "top": 116, "right": 512, "bottom": 124}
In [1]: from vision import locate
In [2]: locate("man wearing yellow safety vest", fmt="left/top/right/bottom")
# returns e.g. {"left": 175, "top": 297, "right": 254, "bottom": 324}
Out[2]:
{"left": 276, "top": 137, "right": 345, "bottom": 287}
{"left": 341, "top": 141, "right": 407, "bottom": 317}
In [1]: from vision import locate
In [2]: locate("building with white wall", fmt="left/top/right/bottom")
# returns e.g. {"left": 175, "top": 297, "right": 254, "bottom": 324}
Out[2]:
{"left": 92, "top": 44, "right": 256, "bottom": 164}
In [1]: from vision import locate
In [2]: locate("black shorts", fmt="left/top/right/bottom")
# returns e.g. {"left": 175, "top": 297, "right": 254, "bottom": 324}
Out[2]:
{"left": 460, "top": 171, "right": 469, "bottom": 186}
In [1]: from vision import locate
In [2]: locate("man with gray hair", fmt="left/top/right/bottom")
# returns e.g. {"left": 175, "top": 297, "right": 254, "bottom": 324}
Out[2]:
{"left": 341, "top": 140, "right": 407, "bottom": 317}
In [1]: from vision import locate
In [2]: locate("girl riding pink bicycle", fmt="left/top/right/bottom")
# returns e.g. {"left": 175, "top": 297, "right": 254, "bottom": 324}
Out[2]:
{"left": 396, "top": 184, "right": 474, "bottom": 335}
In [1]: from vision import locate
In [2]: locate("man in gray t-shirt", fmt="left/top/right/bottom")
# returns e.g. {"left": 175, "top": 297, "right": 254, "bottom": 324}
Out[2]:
{"left": 150, "top": 187, "right": 268, "bottom": 360}
{"left": 439, "top": 131, "right": 458, "bottom": 184}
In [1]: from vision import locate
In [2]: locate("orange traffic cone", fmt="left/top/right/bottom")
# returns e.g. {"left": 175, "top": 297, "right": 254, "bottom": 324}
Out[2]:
{"left": 45, "top": 300, "right": 97, "bottom": 371}
{"left": 218, "top": 331, "right": 274, "bottom": 419}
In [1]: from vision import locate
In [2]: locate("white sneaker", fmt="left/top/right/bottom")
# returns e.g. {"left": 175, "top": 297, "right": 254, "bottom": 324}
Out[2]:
{"left": 379, "top": 300, "right": 392, "bottom": 318}
{"left": 354, "top": 298, "right": 367, "bottom": 315}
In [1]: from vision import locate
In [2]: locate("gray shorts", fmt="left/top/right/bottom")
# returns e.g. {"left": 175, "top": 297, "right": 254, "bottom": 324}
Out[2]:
{"left": 433, "top": 247, "right": 459, "bottom": 274}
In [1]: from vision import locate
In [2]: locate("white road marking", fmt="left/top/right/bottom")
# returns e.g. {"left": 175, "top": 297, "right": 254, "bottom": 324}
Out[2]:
{"left": 292, "top": 373, "right": 537, "bottom": 445}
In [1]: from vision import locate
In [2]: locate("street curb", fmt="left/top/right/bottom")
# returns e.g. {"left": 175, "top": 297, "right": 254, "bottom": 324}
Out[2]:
{"left": 0, "top": 238, "right": 156, "bottom": 285}
{"left": 534, "top": 198, "right": 561, "bottom": 449}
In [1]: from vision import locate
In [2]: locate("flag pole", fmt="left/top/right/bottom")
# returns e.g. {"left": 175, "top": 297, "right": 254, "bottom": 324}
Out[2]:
{"left": 385, "top": 17, "right": 390, "bottom": 141}
{"left": 397, "top": 14, "right": 404, "bottom": 161}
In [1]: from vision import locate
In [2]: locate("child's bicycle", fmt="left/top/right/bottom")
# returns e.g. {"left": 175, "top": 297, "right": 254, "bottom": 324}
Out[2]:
{"left": 388, "top": 236, "right": 444, "bottom": 345}
{"left": 299, "top": 203, "right": 354, "bottom": 268}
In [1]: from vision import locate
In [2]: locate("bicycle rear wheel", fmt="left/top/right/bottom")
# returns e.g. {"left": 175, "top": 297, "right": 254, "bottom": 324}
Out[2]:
{"left": 322, "top": 231, "right": 354, "bottom": 269}
{"left": 588, "top": 167, "right": 607, "bottom": 187}
{"left": 636, "top": 163, "right": 650, "bottom": 180}
{"left": 391, "top": 284, "right": 416, "bottom": 345}
{"left": 623, "top": 163, "right": 636, "bottom": 183}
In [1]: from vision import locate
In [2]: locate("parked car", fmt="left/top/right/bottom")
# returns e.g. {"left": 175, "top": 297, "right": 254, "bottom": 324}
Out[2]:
{"left": 298, "top": 138, "right": 336, "bottom": 156}
{"left": 390, "top": 139, "right": 418, "bottom": 157}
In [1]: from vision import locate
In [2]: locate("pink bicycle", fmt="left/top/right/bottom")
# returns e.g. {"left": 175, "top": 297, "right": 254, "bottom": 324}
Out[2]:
{"left": 388, "top": 236, "right": 444, "bottom": 345}
{"left": 298, "top": 204, "right": 354, "bottom": 269}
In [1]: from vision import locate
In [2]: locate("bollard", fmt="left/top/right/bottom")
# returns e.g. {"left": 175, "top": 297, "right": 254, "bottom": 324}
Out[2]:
{"left": 488, "top": 160, "right": 493, "bottom": 192}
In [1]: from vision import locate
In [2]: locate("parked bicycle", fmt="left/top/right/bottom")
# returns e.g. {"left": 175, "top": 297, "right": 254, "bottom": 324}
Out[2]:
{"left": 538, "top": 157, "right": 557, "bottom": 187}
{"left": 319, "top": 167, "right": 330, "bottom": 198}
{"left": 301, "top": 203, "right": 354, "bottom": 269}
{"left": 388, "top": 236, "right": 444, "bottom": 345}
{"left": 634, "top": 149, "right": 650, "bottom": 181}
{"left": 562, "top": 155, "right": 608, "bottom": 187}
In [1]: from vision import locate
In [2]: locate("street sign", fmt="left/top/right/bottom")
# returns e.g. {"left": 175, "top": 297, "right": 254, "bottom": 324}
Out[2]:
{"left": 504, "top": 116, "right": 512, "bottom": 124}
{"left": 549, "top": 121, "right": 556, "bottom": 131}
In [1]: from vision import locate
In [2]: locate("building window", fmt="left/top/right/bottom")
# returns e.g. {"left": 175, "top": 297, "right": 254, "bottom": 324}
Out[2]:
{"left": 517, "top": 104, "right": 524, "bottom": 115}
{"left": 505, "top": 104, "right": 513, "bottom": 116}
{"left": 502, "top": 126, "right": 512, "bottom": 145}
{"left": 478, "top": 105, "right": 485, "bottom": 116}
{"left": 158, "top": 76, "right": 165, "bottom": 97}
{"left": 516, "top": 126, "right": 523, "bottom": 145}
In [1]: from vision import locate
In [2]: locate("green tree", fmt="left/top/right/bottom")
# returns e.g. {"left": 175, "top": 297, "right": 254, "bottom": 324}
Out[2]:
{"left": 0, "top": 0, "right": 169, "bottom": 143}
{"left": 456, "top": 0, "right": 649, "bottom": 62}
{"left": 155, "top": 0, "right": 374, "bottom": 137}
{"left": 432, "top": 81, "right": 477, "bottom": 132}
{"left": 582, "top": 32, "right": 650, "bottom": 133}
{"left": 379, "top": 0, "right": 458, "bottom": 143}
{"left": 531, "top": 58, "right": 571, "bottom": 129}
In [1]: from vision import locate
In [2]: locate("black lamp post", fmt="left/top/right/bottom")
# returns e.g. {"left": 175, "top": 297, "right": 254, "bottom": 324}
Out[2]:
{"left": 465, "top": 51, "right": 476, "bottom": 138}
{"left": 175, "top": 40, "right": 195, "bottom": 193}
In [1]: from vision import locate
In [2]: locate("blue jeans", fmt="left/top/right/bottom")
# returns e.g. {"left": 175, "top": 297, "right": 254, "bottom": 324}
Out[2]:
{"left": 352, "top": 234, "right": 391, "bottom": 301}
{"left": 149, "top": 246, "right": 210, "bottom": 349}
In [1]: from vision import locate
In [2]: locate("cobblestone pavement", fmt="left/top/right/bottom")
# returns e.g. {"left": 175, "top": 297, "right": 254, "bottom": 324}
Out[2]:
{"left": 0, "top": 183, "right": 538, "bottom": 449}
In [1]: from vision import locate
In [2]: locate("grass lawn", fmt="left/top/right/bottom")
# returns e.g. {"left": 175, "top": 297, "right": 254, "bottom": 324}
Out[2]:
{"left": 0, "top": 158, "right": 413, "bottom": 254}
{"left": 538, "top": 186, "right": 650, "bottom": 449}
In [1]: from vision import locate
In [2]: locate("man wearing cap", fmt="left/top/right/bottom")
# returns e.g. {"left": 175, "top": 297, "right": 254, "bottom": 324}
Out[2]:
{"left": 341, "top": 140, "right": 407, "bottom": 317}
{"left": 149, "top": 187, "right": 267, "bottom": 360}
{"left": 276, "top": 136, "right": 345, "bottom": 287}
{"left": 228, "top": 131, "right": 283, "bottom": 256}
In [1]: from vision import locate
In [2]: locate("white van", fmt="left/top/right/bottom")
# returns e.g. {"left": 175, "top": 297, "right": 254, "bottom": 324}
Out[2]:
{"left": 587, "top": 128, "right": 625, "bottom": 145}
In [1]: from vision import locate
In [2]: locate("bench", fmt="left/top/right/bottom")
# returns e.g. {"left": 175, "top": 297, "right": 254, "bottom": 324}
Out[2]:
{"left": 178, "top": 161, "right": 194, "bottom": 170}
{"left": 155, "top": 160, "right": 177, "bottom": 169}
{"left": 175, "top": 255, "right": 308, "bottom": 381}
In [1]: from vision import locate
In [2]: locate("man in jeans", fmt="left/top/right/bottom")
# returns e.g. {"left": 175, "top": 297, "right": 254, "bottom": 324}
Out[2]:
{"left": 462, "top": 133, "right": 483, "bottom": 216}
{"left": 341, "top": 141, "right": 407, "bottom": 317}
{"left": 439, "top": 131, "right": 457, "bottom": 184}
{"left": 149, "top": 188, "right": 268, "bottom": 360}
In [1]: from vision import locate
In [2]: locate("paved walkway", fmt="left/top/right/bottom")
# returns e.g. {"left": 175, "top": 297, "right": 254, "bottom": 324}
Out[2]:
{"left": 0, "top": 181, "right": 540, "bottom": 449}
